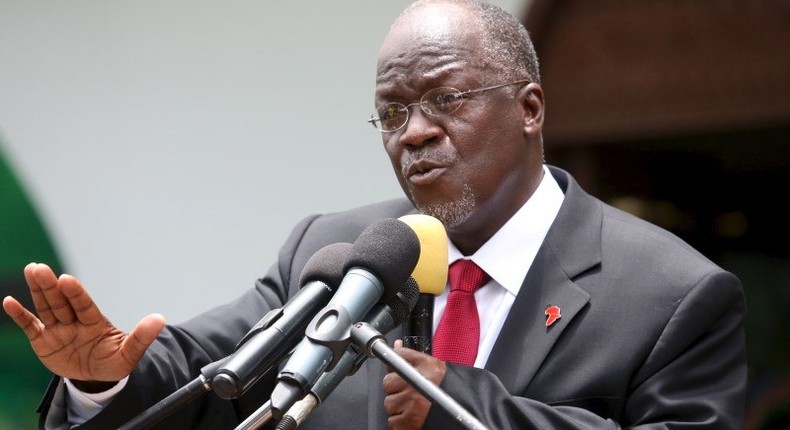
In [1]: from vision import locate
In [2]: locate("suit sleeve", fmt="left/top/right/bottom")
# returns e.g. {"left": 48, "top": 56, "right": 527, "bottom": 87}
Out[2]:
{"left": 423, "top": 270, "right": 747, "bottom": 430}
{"left": 39, "top": 214, "right": 321, "bottom": 430}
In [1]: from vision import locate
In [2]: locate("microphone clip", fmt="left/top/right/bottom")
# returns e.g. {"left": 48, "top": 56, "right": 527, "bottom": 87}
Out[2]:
{"left": 303, "top": 304, "right": 353, "bottom": 372}
{"left": 234, "top": 307, "right": 283, "bottom": 351}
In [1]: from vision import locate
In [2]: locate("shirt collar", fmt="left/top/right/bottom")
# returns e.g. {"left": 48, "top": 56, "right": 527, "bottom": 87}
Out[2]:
{"left": 448, "top": 165, "right": 564, "bottom": 296}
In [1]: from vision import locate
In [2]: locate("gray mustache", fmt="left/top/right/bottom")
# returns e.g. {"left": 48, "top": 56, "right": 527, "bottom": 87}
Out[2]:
{"left": 400, "top": 147, "right": 456, "bottom": 177}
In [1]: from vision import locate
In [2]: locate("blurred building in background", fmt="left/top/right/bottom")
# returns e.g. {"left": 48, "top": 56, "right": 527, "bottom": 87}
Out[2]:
{"left": 525, "top": 1, "right": 789, "bottom": 429}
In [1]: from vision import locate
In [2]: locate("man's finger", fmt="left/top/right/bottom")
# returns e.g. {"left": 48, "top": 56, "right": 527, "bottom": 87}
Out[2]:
{"left": 2, "top": 296, "right": 45, "bottom": 341}
{"left": 392, "top": 347, "right": 447, "bottom": 385}
{"left": 394, "top": 344, "right": 430, "bottom": 363}
{"left": 24, "top": 262, "right": 57, "bottom": 326}
{"left": 119, "top": 314, "right": 166, "bottom": 369}
{"left": 59, "top": 274, "right": 103, "bottom": 326}
{"left": 31, "top": 264, "right": 76, "bottom": 325}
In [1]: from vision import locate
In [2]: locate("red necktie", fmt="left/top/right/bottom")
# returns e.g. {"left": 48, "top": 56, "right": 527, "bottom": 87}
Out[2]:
{"left": 433, "top": 259, "right": 490, "bottom": 366}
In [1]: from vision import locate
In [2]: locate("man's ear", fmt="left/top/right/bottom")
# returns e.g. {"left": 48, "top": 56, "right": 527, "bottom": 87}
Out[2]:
{"left": 517, "top": 83, "right": 545, "bottom": 137}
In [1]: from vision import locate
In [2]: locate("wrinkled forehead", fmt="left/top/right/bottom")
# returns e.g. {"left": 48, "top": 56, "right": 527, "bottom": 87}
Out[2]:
{"left": 386, "top": 4, "right": 464, "bottom": 50}
{"left": 376, "top": 4, "right": 485, "bottom": 85}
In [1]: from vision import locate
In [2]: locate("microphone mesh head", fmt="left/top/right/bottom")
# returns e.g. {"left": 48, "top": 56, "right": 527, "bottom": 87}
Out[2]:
{"left": 387, "top": 277, "right": 420, "bottom": 324}
{"left": 397, "top": 214, "right": 448, "bottom": 296}
{"left": 344, "top": 218, "right": 420, "bottom": 302}
{"left": 299, "top": 242, "right": 353, "bottom": 286}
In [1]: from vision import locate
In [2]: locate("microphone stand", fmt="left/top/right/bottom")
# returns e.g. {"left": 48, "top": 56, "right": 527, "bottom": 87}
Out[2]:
{"left": 118, "top": 358, "right": 228, "bottom": 430}
{"left": 350, "top": 322, "right": 490, "bottom": 430}
{"left": 233, "top": 399, "right": 274, "bottom": 430}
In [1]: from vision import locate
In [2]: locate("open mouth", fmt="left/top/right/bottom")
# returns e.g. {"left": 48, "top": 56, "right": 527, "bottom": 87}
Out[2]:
{"left": 406, "top": 160, "right": 446, "bottom": 185}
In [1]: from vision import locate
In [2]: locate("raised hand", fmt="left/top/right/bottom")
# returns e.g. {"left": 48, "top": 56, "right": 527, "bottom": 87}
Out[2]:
{"left": 2, "top": 263, "right": 166, "bottom": 387}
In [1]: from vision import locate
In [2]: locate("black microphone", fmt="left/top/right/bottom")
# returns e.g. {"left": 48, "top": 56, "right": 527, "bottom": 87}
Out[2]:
{"left": 270, "top": 218, "right": 421, "bottom": 417}
{"left": 212, "top": 242, "right": 352, "bottom": 400}
{"left": 275, "top": 277, "right": 420, "bottom": 430}
{"left": 398, "top": 214, "right": 448, "bottom": 354}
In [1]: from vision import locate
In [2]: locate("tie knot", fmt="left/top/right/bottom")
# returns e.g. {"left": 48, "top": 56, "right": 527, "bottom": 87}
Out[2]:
{"left": 448, "top": 259, "right": 490, "bottom": 294}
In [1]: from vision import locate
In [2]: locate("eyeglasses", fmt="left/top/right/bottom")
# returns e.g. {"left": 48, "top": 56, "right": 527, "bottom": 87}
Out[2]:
{"left": 367, "top": 79, "right": 530, "bottom": 132}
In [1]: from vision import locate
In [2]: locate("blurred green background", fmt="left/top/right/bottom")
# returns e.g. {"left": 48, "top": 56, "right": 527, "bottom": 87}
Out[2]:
{"left": 0, "top": 146, "right": 62, "bottom": 429}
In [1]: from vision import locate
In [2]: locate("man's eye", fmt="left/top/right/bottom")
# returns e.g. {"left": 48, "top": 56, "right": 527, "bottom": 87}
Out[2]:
{"left": 382, "top": 104, "right": 406, "bottom": 120}
{"left": 432, "top": 93, "right": 462, "bottom": 111}
{"left": 440, "top": 93, "right": 462, "bottom": 103}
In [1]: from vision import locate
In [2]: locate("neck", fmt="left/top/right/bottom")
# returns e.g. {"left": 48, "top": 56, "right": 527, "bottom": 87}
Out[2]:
{"left": 447, "top": 167, "right": 545, "bottom": 255}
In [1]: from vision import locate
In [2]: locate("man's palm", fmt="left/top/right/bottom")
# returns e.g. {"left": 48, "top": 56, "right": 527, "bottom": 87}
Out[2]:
{"left": 2, "top": 263, "right": 165, "bottom": 383}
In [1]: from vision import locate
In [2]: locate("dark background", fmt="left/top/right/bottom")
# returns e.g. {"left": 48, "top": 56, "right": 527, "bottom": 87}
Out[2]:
{"left": 527, "top": 1, "right": 790, "bottom": 428}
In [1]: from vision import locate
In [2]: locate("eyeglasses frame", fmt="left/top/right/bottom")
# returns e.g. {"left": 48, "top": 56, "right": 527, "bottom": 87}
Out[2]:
{"left": 367, "top": 78, "right": 531, "bottom": 132}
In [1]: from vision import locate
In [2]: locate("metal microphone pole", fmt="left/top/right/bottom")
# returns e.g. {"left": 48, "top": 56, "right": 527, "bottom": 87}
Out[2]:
{"left": 350, "top": 322, "right": 490, "bottom": 430}
{"left": 233, "top": 399, "right": 274, "bottom": 430}
{"left": 118, "top": 358, "right": 228, "bottom": 430}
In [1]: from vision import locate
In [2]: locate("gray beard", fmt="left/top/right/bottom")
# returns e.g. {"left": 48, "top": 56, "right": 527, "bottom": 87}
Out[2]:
{"left": 413, "top": 184, "right": 475, "bottom": 228}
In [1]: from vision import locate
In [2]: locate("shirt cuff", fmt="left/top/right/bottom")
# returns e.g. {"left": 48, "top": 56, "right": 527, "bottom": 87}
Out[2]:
{"left": 64, "top": 377, "right": 129, "bottom": 425}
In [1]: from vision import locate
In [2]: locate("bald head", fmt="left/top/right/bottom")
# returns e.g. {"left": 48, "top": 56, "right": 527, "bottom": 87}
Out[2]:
{"left": 377, "top": 2, "right": 483, "bottom": 86}
{"left": 383, "top": 0, "right": 540, "bottom": 85}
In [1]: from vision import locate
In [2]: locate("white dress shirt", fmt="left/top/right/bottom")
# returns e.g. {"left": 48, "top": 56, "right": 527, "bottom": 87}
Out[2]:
{"left": 434, "top": 164, "right": 564, "bottom": 368}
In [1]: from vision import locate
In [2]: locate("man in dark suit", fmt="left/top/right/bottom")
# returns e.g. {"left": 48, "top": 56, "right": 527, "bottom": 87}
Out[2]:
{"left": 3, "top": 1, "right": 746, "bottom": 429}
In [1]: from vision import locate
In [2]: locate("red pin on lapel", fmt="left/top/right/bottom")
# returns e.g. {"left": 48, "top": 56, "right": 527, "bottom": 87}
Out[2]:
{"left": 545, "top": 305, "right": 561, "bottom": 327}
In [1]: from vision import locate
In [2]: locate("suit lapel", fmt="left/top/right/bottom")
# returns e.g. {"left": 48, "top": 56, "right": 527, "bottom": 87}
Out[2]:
{"left": 485, "top": 167, "right": 602, "bottom": 394}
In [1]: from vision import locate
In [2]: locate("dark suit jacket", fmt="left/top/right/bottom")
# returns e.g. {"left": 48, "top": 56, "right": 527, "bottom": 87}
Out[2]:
{"left": 39, "top": 166, "right": 747, "bottom": 429}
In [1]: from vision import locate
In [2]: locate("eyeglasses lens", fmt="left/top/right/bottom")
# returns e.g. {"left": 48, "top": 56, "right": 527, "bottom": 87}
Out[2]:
{"left": 422, "top": 88, "right": 464, "bottom": 116}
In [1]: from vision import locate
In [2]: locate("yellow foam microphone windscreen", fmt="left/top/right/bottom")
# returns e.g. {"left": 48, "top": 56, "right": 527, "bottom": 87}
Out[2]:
{"left": 398, "top": 214, "right": 449, "bottom": 295}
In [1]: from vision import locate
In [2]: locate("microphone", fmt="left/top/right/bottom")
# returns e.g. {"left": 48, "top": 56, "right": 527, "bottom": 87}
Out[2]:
{"left": 270, "top": 218, "right": 421, "bottom": 417}
{"left": 351, "top": 322, "right": 491, "bottom": 430}
{"left": 398, "top": 214, "right": 448, "bottom": 354}
{"left": 212, "top": 242, "right": 352, "bottom": 400}
{"left": 274, "top": 217, "right": 445, "bottom": 430}
{"left": 274, "top": 277, "right": 420, "bottom": 430}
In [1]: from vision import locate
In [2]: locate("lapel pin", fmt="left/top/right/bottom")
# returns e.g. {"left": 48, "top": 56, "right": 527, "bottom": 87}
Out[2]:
{"left": 545, "top": 305, "right": 561, "bottom": 327}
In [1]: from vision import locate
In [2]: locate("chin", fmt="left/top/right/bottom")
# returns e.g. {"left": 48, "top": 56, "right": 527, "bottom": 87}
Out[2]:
{"left": 412, "top": 184, "right": 476, "bottom": 229}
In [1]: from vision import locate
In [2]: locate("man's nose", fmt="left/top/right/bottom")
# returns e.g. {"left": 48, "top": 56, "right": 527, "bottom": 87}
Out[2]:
{"left": 398, "top": 106, "right": 442, "bottom": 148}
